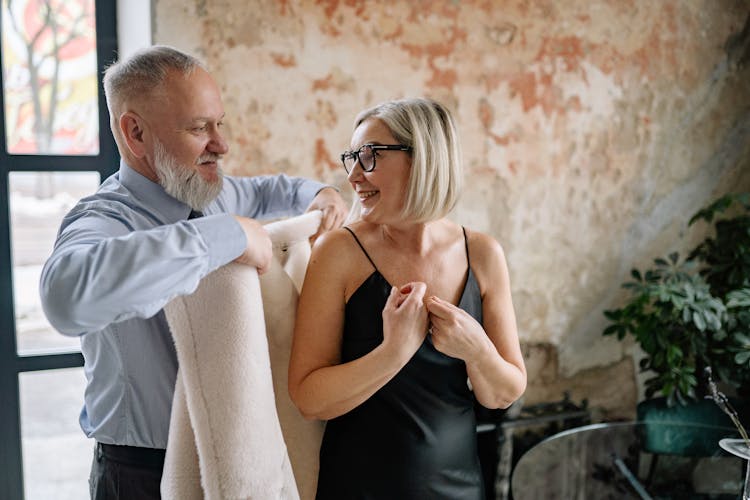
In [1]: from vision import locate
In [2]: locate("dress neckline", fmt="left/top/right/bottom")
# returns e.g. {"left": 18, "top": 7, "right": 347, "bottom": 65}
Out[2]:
{"left": 342, "top": 225, "right": 475, "bottom": 308}
{"left": 346, "top": 266, "right": 475, "bottom": 310}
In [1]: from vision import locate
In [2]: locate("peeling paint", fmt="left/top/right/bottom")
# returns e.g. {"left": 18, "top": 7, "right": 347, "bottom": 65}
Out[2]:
{"left": 534, "top": 36, "right": 587, "bottom": 73}
{"left": 314, "top": 138, "right": 338, "bottom": 175}
{"left": 155, "top": 0, "right": 750, "bottom": 415}
{"left": 485, "top": 22, "right": 517, "bottom": 46}
{"left": 271, "top": 52, "right": 297, "bottom": 68}
{"left": 311, "top": 67, "right": 355, "bottom": 93}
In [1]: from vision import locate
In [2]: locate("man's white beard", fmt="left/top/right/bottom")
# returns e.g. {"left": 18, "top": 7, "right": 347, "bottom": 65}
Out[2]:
{"left": 153, "top": 139, "right": 224, "bottom": 211}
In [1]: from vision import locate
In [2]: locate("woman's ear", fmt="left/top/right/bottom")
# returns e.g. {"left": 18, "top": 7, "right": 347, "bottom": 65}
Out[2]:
{"left": 120, "top": 111, "right": 148, "bottom": 158}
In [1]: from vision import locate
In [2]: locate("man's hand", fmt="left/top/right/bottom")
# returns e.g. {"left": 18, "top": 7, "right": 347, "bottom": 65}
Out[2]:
{"left": 307, "top": 187, "right": 348, "bottom": 241}
{"left": 232, "top": 216, "right": 273, "bottom": 274}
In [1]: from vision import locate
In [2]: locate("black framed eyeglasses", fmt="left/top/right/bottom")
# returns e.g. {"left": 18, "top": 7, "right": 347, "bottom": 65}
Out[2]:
{"left": 340, "top": 144, "right": 412, "bottom": 174}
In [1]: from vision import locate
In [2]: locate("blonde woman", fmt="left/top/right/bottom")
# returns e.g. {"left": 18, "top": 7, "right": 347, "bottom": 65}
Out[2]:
{"left": 289, "top": 98, "right": 526, "bottom": 499}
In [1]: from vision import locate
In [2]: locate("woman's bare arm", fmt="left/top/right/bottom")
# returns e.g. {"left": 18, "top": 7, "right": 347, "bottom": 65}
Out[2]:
{"left": 426, "top": 231, "right": 526, "bottom": 408}
{"left": 288, "top": 229, "right": 429, "bottom": 420}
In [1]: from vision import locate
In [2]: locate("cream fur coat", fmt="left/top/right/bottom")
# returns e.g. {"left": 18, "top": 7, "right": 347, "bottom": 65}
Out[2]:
{"left": 161, "top": 211, "right": 325, "bottom": 500}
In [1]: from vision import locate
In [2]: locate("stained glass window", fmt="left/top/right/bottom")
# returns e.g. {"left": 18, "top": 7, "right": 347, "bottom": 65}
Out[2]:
{"left": 1, "top": 0, "right": 99, "bottom": 155}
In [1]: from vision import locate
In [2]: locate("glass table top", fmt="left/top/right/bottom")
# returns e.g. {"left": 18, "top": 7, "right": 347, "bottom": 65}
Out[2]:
{"left": 511, "top": 421, "right": 746, "bottom": 499}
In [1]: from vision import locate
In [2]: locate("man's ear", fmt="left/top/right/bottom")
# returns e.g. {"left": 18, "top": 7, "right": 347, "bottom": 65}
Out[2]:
{"left": 120, "top": 111, "right": 148, "bottom": 158}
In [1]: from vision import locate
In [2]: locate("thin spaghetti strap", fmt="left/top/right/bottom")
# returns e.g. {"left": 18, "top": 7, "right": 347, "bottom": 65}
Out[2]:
{"left": 343, "top": 226, "right": 379, "bottom": 271}
{"left": 462, "top": 226, "right": 471, "bottom": 267}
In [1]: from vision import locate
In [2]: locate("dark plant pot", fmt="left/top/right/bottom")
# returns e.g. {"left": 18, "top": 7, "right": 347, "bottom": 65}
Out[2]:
{"left": 636, "top": 397, "right": 747, "bottom": 456}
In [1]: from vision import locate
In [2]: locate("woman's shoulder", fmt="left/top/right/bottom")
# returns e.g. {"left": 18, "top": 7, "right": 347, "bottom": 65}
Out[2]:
{"left": 304, "top": 228, "right": 362, "bottom": 291}
{"left": 311, "top": 226, "right": 359, "bottom": 256}
{"left": 462, "top": 226, "right": 505, "bottom": 256}
{"left": 456, "top": 227, "right": 510, "bottom": 298}
{"left": 310, "top": 223, "right": 378, "bottom": 266}
{"left": 344, "top": 220, "right": 379, "bottom": 237}
{"left": 308, "top": 224, "right": 381, "bottom": 299}
{"left": 461, "top": 226, "right": 508, "bottom": 276}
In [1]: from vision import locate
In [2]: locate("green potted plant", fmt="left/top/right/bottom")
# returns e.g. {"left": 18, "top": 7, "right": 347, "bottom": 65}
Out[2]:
{"left": 687, "top": 193, "right": 750, "bottom": 396}
{"left": 602, "top": 193, "right": 750, "bottom": 454}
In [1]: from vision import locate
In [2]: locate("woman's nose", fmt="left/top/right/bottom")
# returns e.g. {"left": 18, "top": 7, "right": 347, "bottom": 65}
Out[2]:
{"left": 347, "top": 160, "right": 364, "bottom": 182}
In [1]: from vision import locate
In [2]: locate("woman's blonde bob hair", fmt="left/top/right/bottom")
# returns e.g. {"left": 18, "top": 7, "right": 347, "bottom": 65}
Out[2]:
{"left": 352, "top": 98, "right": 463, "bottom": 223}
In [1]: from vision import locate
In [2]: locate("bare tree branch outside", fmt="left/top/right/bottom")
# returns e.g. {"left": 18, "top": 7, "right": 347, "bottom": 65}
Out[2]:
{"left": 2, "top": 0, "right": 98, "bottom": 155}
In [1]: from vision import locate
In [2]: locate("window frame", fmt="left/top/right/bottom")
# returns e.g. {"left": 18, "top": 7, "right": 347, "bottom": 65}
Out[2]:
{"left": 0, "top": 1, "right": 118, "bottom": 498}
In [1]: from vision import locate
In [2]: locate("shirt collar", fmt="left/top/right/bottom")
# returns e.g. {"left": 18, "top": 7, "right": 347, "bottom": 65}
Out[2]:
{"left": 118, "top": 160, "right": 193, "bottom": 221}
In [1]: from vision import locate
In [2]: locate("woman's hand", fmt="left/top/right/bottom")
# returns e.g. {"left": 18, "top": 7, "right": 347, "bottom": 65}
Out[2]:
{"left": 382, "top": 282, "right": 430, "bottom": 361}
{"left": 425, "top": 295, "right": 492, "bottom": 361}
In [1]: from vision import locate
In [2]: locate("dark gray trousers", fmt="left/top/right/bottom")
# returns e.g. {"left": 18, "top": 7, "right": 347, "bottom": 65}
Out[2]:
{"left": 89, "top": 443, "right": 165, "bottom": 499}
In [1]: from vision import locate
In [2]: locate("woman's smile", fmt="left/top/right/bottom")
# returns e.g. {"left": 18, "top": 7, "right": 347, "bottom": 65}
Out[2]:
{"left": 357, "top": 190, "right": 379, "bottom": 203}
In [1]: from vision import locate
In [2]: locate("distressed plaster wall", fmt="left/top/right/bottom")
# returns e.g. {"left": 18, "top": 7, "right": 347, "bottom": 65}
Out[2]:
{"left": 153, "top": 0, "right": 750, "bottom": 418}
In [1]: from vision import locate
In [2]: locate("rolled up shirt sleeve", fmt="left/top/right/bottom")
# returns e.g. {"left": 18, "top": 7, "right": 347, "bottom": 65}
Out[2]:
{"left": 218, "top": 173, "right": 326, "bottom": 219}
{"left": 39, "top": 168, "right": 327, "bottom": 337}
{"left": 40, "top": 211, "right": 246, "bottom": 336}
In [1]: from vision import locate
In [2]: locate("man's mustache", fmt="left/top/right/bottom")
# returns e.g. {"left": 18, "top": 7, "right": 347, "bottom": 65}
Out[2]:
{"left": 197, "top": 154, "right": 222, "bottom": 164}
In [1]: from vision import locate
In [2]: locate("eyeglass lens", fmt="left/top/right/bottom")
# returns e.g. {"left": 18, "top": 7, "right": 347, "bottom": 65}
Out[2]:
{"left": 344, "top": 145, "right": 375, "bottom": 173}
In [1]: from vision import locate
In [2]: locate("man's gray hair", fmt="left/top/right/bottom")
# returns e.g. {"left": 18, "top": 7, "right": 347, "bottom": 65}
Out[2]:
{"left": 103, "top": 45, "right": 205, "bottom": 124}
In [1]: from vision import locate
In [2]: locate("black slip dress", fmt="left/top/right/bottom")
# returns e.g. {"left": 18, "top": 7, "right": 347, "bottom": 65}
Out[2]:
{"left": 315, "top": 227, "right": 485, "bottom": 500}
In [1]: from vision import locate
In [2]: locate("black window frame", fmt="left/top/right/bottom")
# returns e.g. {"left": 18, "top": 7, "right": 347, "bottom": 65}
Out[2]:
{"left": 0, "top": 1, "right": 118, "bottom": 498}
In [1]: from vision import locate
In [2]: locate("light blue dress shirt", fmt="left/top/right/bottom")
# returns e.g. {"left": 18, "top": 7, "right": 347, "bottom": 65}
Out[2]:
{"left": 39, "top": 161, "right": 326, "bottom": 449}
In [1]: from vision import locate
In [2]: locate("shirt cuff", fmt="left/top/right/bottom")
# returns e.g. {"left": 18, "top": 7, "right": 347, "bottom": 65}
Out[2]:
{"left": 297, "top": 180, "right": 329, "bottom": 207}
{"left": 191, "top": 214, "right": 247, "bottom": 270}
{"left": 315, "top": 185, "right": 339, "bottom": 195}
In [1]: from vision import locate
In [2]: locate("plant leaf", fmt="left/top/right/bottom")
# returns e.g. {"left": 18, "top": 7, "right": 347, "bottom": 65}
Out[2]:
{"left": 603, "top": 324, "right": 619, "bottom": 336}
{"left": 727, "top": 288, "right": 750, "bottom": 308}
{"left": 735, "top": 351, "right": 750, "bottom": 365}
{"left": 692, "top": 311, "right": 707, "bottom": 331}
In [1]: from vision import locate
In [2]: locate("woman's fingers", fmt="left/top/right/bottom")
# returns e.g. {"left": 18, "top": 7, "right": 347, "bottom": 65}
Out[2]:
{"left": 384, "top": 286, "right": 399, "bottom": 311}
{"left": 425, "top": 295, "right": 452, "bottom": 318}
{"left": 399, "top": 282, "right": 427, "bottom": 307}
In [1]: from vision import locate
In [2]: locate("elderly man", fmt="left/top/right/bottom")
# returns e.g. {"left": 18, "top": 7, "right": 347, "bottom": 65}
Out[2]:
{"left": 39, "top": 45, "right": 347, "bottom": 500}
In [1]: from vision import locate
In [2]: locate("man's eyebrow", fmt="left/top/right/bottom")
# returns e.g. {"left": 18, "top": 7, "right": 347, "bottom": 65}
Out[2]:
{"left": 190, "top": 113, "right": 226, "bottom": 123}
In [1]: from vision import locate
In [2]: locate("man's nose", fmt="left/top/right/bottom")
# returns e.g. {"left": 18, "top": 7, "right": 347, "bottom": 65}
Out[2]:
{"left": 208, "top": 128, "right": 229, "bottom": 154}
